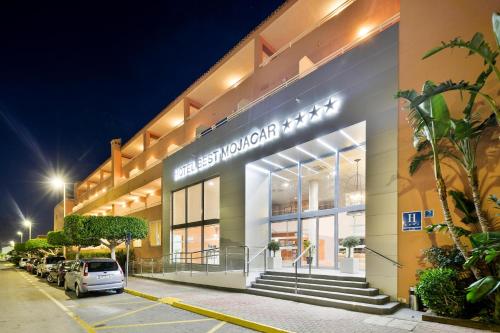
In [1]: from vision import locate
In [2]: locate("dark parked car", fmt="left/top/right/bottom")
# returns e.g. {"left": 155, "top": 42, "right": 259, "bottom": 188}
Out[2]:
{"left": 47, "top": 260, "right": 75, "bottom": 286}
{"left": 26, "top": 258, "right": 39, "bottom": 274}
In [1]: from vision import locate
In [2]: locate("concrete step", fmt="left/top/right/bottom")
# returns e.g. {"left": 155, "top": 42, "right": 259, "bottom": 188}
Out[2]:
{"left": 264, "top": 270, "right": 366, "bottom": 282}
{"left": 251, "top": 283, "right": 388, "bottom": 305}
{"left": 247, "top": 288, "right": 400, "bottom": 315}
{"left": 260, "top": 274, "right": 369, "bottom": 288}
{"left": 254, "top": 278, "right": 379, "bottom": 296}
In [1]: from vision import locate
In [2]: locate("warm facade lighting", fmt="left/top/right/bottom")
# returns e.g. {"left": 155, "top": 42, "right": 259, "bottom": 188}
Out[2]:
{"left": 357, "top": 25, "right": 372, "bottom": 39}
{"left": 226, "top": 75, "right": 241, "bottom": 88}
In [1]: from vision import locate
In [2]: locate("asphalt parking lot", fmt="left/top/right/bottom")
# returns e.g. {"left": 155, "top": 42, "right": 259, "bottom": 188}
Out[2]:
{"left": 1, "top": 263, "right": 254, "bottom": 333}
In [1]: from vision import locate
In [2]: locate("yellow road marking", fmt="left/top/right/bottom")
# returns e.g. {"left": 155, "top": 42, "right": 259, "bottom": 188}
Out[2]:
{"left": 158, "top": 296, "right": 180, "bottom": 305}
{"left": 207, "top": 321, "right": 226, "bottom": 333}
{"left": 17, "top": 271, "right": 96, "bottom": 333}
{"left": 91, "top": 303, "right": 161, "bottom": 326}
{"left": 94, "top": 318, "right": 214, "bottom": 330}
{"left": 124, "top": 287, "right": 292, "bottom": 333}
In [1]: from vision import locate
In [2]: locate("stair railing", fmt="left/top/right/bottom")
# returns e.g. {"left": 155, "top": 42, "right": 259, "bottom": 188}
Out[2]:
{"left": 246, "top": 246, "right": 267, "bottom": 276}
{"left": 292, "top": 245, "right": 313, "bottom": 295}
{"left": 365, "top": 246, "right": 402, "bottom": 268}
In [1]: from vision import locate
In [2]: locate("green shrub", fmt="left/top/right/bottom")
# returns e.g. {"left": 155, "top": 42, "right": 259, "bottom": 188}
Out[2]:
{"left": 416, "top": 268, "right": 466, "bottom": 317}
{"left": 423, "top": 246, "right": 465, "bottom": 270}
{"left": 116, "top": 249, "right": 135, "bottom": 271}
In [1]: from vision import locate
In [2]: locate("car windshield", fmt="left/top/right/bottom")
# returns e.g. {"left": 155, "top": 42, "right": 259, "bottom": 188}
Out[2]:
{"left": 47, "top": 257, "right": 65, "bottom": 264}
{"left": 87, "top": 261, "right": 118, "bottom": 272}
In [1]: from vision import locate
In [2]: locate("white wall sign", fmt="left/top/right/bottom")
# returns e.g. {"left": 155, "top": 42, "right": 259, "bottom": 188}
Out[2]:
{"left": 174, "top": 96, "right": 341, "bottom": 181}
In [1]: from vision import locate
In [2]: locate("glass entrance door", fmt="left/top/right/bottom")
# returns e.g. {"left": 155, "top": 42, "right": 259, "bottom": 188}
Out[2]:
{"left": 301, "top": 215, "right": 335, "bottom": 268}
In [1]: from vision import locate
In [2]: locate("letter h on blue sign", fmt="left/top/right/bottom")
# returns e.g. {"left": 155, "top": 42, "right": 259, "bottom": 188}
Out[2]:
{"left": 402, "top": 211, "right": 422, "bottom": 231}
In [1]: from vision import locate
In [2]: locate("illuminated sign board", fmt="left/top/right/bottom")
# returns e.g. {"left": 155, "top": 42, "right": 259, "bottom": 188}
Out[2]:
{"left": 174, "top": 96, "right": 340, "bottom": 181}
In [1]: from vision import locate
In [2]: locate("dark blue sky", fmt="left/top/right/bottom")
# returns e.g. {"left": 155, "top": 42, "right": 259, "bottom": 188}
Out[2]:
{"left": 0, "top": 0, "right": 284, "bottom": 245}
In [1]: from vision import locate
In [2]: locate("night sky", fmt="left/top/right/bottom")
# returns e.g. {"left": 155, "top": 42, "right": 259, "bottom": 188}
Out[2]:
{"left": 0, "top": 0, "right": 284, "bottom": 246}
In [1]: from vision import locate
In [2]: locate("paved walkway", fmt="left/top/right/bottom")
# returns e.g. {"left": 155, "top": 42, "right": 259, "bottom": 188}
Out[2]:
{"left": 127, "top": 276, "right": 484, "bottom": 333}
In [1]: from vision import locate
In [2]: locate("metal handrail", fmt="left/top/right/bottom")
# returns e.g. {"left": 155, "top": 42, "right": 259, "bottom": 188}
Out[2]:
{"left": 293, "top": 245, "right": 313, "bottom": 295}
{"left": 246, "top": 246, "right": 267, "bottom": 276}
{"left": 365, "top": 246, "right": 402, "bottom": 268}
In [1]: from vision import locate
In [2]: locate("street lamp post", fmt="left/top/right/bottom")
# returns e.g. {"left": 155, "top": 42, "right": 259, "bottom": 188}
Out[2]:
{"left": 17, "top": 231, "right": 23, "bottom": 243}
{"left": 24, "top": 220, "right": 32, "bottom": 240}
{"left": 51, "top": 177, "right": 67, "bottom": 217}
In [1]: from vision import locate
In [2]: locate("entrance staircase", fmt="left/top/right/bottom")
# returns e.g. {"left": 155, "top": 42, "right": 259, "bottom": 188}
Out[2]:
{"left": 247, "top": 271, "right": 399, "bottom": 314}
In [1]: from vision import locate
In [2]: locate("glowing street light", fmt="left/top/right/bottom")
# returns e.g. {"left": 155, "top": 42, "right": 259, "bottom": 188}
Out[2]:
{"left": 23, "top": 219, "right": 32, "bottom": 240}
{"left": 9, "top": 240, "right": 15, "bottom": 247}
{"left": 16, "top": 231, "right": 23, "bottom": 243}
{"left": 50, "top": 176, "right": 67, "bottom": 218}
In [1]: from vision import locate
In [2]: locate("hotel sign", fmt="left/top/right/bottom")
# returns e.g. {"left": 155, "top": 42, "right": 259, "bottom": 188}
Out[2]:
{"left": 174, "top": 96, "right": 340, "bottom": 181}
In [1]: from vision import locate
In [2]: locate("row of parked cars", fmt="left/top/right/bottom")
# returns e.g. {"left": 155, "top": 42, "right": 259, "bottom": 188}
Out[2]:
{"left": 18, "top": 256, "right": 125, "bottom": 298}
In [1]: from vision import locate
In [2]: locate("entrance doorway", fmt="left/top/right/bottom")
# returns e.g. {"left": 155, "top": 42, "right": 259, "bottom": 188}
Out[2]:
{"left": 248, "top": 121, "right": 366, "bottom": 272}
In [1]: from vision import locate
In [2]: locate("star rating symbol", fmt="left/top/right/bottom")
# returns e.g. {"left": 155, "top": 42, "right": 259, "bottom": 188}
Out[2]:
{"left": 295, "top": 112, "right": 304, "bottom": 125}
{"left": 324, "top": 98, "right": 336, "bottom": 114}
{"left": 282, "top": 119, "right": 292, "bottom": 132}
{"left": 309, "top": 105, "right": 319, "bottom": 120}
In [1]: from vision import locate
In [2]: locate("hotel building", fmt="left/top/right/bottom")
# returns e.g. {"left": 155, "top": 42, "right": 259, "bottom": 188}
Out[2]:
{"left": 55, "top": 0, "right": 500, "bottom": 312}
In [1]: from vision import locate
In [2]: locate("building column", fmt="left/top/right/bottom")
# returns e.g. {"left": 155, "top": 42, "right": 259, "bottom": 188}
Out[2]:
{"left": 308, "top": 180, "right": 319, "bottom": 211}
{"left": 111, "top": 138, "right": 122, "bottom": 187}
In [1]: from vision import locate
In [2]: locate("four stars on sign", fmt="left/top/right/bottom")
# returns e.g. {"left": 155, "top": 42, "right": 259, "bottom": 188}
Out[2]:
{"left": 282, "top": 97, "right": 338, "bottom": 133}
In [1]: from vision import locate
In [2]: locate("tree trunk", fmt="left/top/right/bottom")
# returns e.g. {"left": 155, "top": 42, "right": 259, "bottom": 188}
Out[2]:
{"left": 110, "top": 245, "right": 116, "bottom": 260}
{"left": 76, "top": 246, "right": 81, "bottom": 260}
{"left": 436, "top": 177, "right": 481, "bottom": 279}
{"left": 467, "top": 168, "right": 489, "bottom": 233}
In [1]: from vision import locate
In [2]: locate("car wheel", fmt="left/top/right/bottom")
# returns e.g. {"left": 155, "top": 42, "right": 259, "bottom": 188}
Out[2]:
{"left": 116, "top": 288, "right": 124, "bottom": 294}
{"left": 47, "top": 274, "right": 53, "bottom": 283}
{"left": 75, "top": 284, "right": 84, "bottom": 298}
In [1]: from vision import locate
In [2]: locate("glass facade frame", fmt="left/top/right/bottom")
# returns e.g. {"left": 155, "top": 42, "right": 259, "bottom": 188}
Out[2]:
{"left": 171, "top": 176, "right": 220, "bottom": 264}
{"left": 269, "top": 143, "right": 365, "bottom": 269}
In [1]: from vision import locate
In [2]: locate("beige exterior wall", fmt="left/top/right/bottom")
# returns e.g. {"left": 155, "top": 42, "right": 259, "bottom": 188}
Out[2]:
{"left": 53, "top": 198, "right": 74, "bottom": 231}
{"left": 398, "top": 0, "right": 500, "bottom": 302}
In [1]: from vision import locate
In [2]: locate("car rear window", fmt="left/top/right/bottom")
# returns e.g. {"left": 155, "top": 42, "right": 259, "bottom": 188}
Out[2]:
{"left": 87, "top": 261, "right": 118, "bottom": 272}
{"left": 47, "top": 257, "right": 65, "bottom": 264}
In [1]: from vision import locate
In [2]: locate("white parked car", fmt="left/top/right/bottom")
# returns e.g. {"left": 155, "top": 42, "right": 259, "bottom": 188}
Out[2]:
{"left": 19, "top": 257, "right": 29, "bottom": 268}
{"left": 37, "top": 256, "right": 65, "bottom": 277}
{"left": 64, "top": 258, "right": 124, "bottom": 298}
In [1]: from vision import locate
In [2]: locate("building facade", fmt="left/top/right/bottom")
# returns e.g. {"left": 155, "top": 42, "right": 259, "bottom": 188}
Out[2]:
{"left": 59, "top": 0, "right": 500, "bottom": 303}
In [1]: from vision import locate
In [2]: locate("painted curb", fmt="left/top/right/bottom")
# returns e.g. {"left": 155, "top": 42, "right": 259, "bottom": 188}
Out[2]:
{"left": 124, "top": 288, "right": 292, "bottom": 333}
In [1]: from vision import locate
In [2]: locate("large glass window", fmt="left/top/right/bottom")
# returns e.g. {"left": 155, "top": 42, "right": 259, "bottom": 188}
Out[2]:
{"left": 301, "top": 156, "right": 335, "bottom": 212}
{"left": 172, "top": 189, "right": 185, "bottom": 225}
{"left": 187, "top": 183, "right": 202, "bottom": 223}
{"left": 204, "top": 178, "right": 220, "bottom": 220}
{"left": 171, "top": 177, "right": 220, "bottom": 264}
{"left": 339, "top": 146, "right": 365, "bottom": 207}
{"left": 271, "top": 220, "right": 298, "bottom": 266}
{"left": 301, "top": 218, "right": 317, "bottom": 266}
{"left": 318, "top": 216, "right": 335, "bottom": 267}
{"left": 187, "top": 226, "right": 202, "bottom": 263}
{"left": 271, "top": 166, "right": 298, "bottom": 216}
{"left": 338, "top": 211, "right": 365, "bottom": 271}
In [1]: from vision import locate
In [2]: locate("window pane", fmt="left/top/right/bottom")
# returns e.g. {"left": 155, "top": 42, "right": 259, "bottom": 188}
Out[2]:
{"left": 338, "top": 211, "right": 365, "bottom": 271}
{"left": 173, "top": 189, "right": 185, "bottom": 225}
{"left": 172, "top": 229, "right": 185, "bottom": 262}
{"left": 187, "top": 184, "right": 202, "bottom": 223}
{"left": 204, "top": 177, "right": 220, "bottom": 220}
{"left": 339, "top": 146, "right": 365, "bottom": 207}
{"left": 271, "top": 220, "right": 297, "bottom": 266}
{"left": 133, "top": 239, "right": 142, "bottom": 248}
{"left": 301, "top": 218, "right": 317, "bottom": 266}
{"left": 301, "top": 155, "right": 335, "bottom": 212}
{"left": 149, "top": 220, "right": 161, "bottom": 246}
{"left": 187, "top": 226, "right": 202, "bottom": 263}
{"left": 271, "top": 165, "right": 298, "bottom": 216}
{"left": 204, "top": 224, "right": 220, "bottom": 264}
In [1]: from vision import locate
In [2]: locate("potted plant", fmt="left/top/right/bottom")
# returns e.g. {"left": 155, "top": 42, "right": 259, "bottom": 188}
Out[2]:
{"left": 267, "top": 240, "right": 282, "bottom": 270}
{"left": 303, "top": 239, "right": 314, "bottom": 266}
{"left": 340, "top": 236, "right": 360, "bottom": 274}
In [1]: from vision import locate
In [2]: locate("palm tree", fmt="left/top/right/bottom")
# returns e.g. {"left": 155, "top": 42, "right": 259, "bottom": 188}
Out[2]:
{"left": 397, "top": 82, "right": 481, "bottom": 279}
